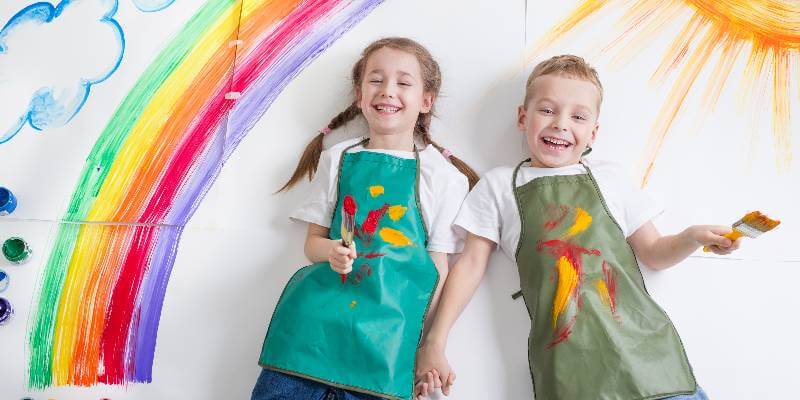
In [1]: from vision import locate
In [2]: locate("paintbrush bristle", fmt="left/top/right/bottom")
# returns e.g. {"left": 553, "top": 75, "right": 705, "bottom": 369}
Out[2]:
{"left": 732, "top": 211, "right": 780, "bottom": 238}
{"left": 739, "top": 211, "right": 780, "bottom": 231}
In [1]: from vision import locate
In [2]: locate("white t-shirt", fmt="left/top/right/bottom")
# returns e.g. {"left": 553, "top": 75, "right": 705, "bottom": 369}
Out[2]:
{"left": 290, "top": 136, "right": 470, "bottom": 254}
{"left": 453, "top": 158, "right": 663, "bottom": 261}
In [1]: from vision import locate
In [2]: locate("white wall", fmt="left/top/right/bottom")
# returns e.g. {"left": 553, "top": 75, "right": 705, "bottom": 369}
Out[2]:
{"left": 1, "top": 0, "right": 798, "bottom": 399}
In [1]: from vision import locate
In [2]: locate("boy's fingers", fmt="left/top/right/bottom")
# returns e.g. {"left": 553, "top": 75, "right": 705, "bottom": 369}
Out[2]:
{"left": 432, "top": 368, "right": 442, "bottom": 387}
{"left": 704, "top": 231, "right": 731, "bottom": 247}
{"left": 709, "top": 225, "right": 733, "bottom": 236}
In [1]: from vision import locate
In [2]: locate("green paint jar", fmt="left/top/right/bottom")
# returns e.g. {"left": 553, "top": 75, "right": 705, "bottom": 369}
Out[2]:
{"left": 2, "top": 237, "right": 31, "bottom": 264}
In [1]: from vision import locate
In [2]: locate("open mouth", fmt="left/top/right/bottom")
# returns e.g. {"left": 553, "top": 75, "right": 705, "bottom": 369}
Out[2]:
{"left": 541, "top": 136, "right": 573, "bottom": 150}
{"left": 373, "top": 104, "right": 401, "bottom": 114}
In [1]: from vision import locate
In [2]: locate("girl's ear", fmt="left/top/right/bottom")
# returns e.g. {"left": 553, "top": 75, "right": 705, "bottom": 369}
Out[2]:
{"left": 355, "top": 87, "right": 362, "bottom": 108}
{"left": 517, "top": 105, "right": 528, "bottom": 132}
{"left": 420, "top": 92, "right": 434, "bottom": 113}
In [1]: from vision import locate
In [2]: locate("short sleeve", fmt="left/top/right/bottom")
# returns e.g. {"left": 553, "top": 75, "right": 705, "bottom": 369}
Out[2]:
{"left": 426, "top": 171, "right": 470, "bottom": 254}
{"left": 288, "top": 148, "right": 338, "bottom": 228}
{"left": 453, "top": 175, "right": 502, "bottom": 245}
{"left": 621, "top": 176, "right": 664, "bottom": 237}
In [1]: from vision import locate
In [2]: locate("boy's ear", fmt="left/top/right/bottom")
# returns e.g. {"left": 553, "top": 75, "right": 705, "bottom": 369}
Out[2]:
{"left": 589, "top": 122, "right": 599, "bottom": 147}
{"left": 517, "top": 105, "right": 527, "bottom": 132}
{"left": 420, "top": 92, "right": 434, "bottom": 113}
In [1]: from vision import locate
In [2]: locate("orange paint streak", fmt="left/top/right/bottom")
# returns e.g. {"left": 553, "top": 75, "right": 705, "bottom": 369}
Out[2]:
{"left": 641, "top": 26, "right": 722, "bottom": 186}
{"left": 525, "top": 0, "right": 609, "bottom": 63}
{"left": 552, "top": 256, "right": 579, "bottom": 329}
{"left": 685, "top": 0, "right": 800, "bottom": 48}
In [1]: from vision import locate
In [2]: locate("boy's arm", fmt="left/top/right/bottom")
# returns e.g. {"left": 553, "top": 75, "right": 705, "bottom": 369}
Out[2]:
{"left": 415, "top": 232, "right": 494, "bottom": 396}
{"left": 627, "top": 221, "right": 740, "bottom": 270}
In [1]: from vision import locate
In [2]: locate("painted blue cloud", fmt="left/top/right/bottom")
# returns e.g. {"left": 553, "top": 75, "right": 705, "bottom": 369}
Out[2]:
{"left": 0, "top": 0, "right": 125, "bottom": 144}
{"left": 132, "top": 0, "right": 175, "bottom": 12}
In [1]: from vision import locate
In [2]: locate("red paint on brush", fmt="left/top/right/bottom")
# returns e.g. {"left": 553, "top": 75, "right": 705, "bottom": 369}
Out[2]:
{"left": 343, "top": 195, "right": 356, "bottom": 216}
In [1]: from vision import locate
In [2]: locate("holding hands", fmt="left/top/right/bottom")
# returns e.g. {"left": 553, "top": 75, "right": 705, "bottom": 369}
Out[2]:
{"left": 414, "top": 340, "right": 456, "bottom": 399}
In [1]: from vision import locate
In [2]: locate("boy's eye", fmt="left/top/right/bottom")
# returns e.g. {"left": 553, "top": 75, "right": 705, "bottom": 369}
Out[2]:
{"left": 539, "top": 108, "right": 554, "bottom": 114}
{"left": 573, "top": 115, "right": 586, "bottom": 120}
{"left": 369, "top": 79, "right": 382, "bottom": 84}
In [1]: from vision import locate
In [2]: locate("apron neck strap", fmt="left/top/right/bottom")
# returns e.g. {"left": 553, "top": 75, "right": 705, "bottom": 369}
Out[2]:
{"left": 335, "top": 137, "right": 428, "bottom": 247}
{"left": 512, "top": 158, "right": 530, "bottom": 189}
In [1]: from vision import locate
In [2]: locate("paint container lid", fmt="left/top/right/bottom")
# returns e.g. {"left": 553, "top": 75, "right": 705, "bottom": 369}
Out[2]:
{"left": 2, "top": 237, "right": 32, "bottom": 264}
{"left": 0, "top": 269, "right": 8, "bottom": 293}
{"left": 0, "top": 187, "right": 17, "bottom": 216}
{"left": 0, "top": 297, "right": 13, "bottom": 325}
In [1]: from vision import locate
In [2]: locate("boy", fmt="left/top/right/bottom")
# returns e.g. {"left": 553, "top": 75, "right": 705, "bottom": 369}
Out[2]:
{"left": 414, "top": 55, "right": 738, "bottom": 400}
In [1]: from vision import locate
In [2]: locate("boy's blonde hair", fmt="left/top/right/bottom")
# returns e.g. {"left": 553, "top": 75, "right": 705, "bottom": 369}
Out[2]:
{"left": 523, "top": 55, "right": 603, "bottom": 110}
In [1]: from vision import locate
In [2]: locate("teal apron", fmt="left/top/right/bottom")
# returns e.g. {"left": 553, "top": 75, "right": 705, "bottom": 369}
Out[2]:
{"left": 512, "top": 160, "right": 696, "bottom": 400}
{"left": 259, "top": 140, "right": 438, "bottom": 400}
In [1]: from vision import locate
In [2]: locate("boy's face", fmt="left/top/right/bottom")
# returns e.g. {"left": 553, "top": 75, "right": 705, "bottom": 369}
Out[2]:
{"left": 518, "top": 74, "right": 600, "bottom": 168}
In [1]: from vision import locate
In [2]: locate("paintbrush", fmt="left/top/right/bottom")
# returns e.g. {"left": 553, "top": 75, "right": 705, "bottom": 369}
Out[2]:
{"left": 340, "top": 195, "right": 357, "bottom": 283}
{"left": 703, "top": 211, "right": 781, "bottom": 252}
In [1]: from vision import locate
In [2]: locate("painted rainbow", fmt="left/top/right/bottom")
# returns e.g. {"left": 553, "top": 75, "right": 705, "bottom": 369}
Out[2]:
{"left": 27, "top": 0, "right": 383, "bottom": 388}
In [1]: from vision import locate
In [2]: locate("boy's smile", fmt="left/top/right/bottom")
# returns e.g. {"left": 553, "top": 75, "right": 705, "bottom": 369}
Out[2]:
{"left": 518, "top": 74, "right": 600, "bottom": 168}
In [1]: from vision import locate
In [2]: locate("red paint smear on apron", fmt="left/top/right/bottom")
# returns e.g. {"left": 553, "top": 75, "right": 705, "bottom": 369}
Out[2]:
{"left": 537, "top": 239, "right": 601, "bottom": 346}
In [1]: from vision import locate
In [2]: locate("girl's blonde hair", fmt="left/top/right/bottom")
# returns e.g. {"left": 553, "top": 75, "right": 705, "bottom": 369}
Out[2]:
{"left": 279, "top": 37, "right": 479, "bottom": 192}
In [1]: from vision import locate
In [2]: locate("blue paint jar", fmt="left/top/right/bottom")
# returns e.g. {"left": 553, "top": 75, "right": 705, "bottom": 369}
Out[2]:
{"left": 0, "top": 187, "right": 17, "bottom": 216}
{"left": 0, "top": 269, "right": 8, "bottom": 293}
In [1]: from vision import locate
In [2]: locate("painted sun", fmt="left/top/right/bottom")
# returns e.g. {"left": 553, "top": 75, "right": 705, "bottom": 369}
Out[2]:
{"left": 528, "top": 0, "right": 799, "bottom": 185}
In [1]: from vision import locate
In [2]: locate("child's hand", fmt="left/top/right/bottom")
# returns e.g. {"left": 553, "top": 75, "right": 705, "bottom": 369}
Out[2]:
{"left": 685, "top": 225, "right": 741, "bottom": 255}
{"left": 414, "top": 369, "right": 442, "bottom": 399}
{"left": 414, "top": 341, "right": 456, "bottom": 398}
{"left": 328, "top": 241, "right": 357, "bottom": 274}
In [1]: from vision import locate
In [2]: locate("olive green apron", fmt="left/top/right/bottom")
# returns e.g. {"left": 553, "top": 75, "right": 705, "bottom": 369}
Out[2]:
{"left": 512, "top": 160, "right": 696, "bottom": 400}
{"left": 259, "top": 140, "right": 438, "bottom": 400}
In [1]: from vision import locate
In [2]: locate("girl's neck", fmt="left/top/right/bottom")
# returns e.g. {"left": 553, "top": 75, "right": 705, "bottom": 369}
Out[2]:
{"left": 364, "top": 131, "right": 415, "bottom": 152}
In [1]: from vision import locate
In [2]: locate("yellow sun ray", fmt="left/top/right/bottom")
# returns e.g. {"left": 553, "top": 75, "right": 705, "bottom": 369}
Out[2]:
{"left": 528, "top": 0, "right": 799, "bottom": 186}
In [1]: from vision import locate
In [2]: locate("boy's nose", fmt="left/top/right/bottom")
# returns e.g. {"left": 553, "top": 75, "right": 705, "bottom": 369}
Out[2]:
{"left": 551, "top": 118, "right": 568, "bottom": 131}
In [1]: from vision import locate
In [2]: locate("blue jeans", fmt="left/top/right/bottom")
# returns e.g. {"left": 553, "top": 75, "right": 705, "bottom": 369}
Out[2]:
{"left": 251, "top": 368, "right": 383, "bottom": 400}
{"left": 662, "top": 386, "right": 710, "bottom": 400}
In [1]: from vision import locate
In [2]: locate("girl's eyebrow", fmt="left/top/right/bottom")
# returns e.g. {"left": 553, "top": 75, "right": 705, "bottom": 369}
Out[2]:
{"left": 367, "top": 69, "right": 418, "bottom": 81}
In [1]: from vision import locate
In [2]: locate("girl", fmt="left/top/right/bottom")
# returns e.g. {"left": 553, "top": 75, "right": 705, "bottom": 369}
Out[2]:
{"left": 415, "top": 55, "right": 739, "bottom": 399}
{"left": 252, "top": 37, "right": 478, "bottom": 400}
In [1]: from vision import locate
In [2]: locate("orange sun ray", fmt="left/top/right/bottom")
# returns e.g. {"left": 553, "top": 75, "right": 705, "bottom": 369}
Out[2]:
{"left": 528, "top": 0, "right": 800, "bottom": 186}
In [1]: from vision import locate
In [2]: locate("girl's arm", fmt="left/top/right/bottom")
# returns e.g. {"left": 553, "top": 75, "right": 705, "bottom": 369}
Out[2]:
{"left": 425, "top": 251, "right": 449, "bottom": 326}
{"left": 305, "top": 223, "right": 357, "bottom": 273}
{"left": 415, "top": 232, "right": 495, "bottom": 397}
{"left": 627, "top": 221, "right": 740, "bottom": 270}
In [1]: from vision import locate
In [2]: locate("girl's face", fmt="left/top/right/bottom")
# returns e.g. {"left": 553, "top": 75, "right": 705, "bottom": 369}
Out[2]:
{"left": 518, "top": 74, "right": 600, "bottom": 168}
{"left": 357, "top": 47, "right": 433, "bottom": 141}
